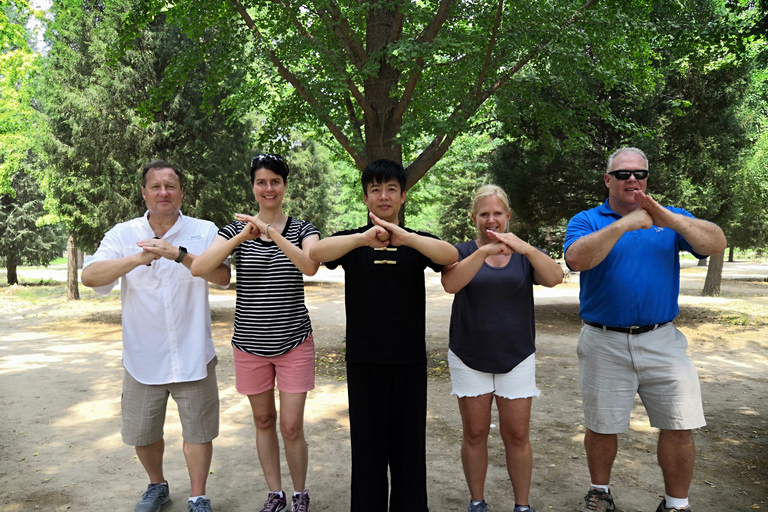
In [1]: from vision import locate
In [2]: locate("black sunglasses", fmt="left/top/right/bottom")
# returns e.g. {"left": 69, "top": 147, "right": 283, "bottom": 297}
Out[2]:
{"left": 608, "top": 169, "right": 648, "bottom": 180}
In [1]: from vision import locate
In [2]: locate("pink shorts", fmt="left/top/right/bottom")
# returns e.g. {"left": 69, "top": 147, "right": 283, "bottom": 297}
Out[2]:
{"left": 233, "top": 334, "right": 315, "bottom": 395}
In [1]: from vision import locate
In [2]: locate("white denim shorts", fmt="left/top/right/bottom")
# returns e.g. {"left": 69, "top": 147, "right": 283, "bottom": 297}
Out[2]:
{"left": 448, "top": 349, "right": 540, "bottom": 400}
{"left": 577, "top": 322, "right": 706, "bottom": 433}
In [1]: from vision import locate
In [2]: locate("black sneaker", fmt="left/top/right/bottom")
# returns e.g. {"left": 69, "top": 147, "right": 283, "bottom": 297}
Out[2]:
{"left": 291, "top": 490, "right": 310, "bottom": 512}
{"left": 580, "top": 488, "right": 615, "bottom": 512}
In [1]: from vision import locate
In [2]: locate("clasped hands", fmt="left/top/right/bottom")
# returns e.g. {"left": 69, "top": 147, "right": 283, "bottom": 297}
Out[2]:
{"left": 622, "top": 190, "right": 678, "bottom": 232}
{"left": 136, "top": 238, "right": 178, "bottom": 264}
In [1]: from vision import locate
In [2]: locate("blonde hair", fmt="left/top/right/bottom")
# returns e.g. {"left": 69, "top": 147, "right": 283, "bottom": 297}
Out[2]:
{"left": 472, "top": 184, "right": 510, "bottom": 216}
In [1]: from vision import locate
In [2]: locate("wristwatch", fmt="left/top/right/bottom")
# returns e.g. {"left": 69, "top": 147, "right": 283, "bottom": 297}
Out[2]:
{"left": 175, "top": 246, "right": 188, "bottom": 263}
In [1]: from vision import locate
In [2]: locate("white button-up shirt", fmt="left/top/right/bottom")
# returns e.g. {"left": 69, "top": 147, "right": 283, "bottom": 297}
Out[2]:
{"left": 84, "top": 211, "right": 228, "bottom": 385}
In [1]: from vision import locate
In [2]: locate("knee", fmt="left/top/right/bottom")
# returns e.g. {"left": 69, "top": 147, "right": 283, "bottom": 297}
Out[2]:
{"left": 463, "top": 425, "right": 491, "bottom": 446}
{"left": 279, "top": 419, "right": 304, "bottom": 443}
{"left": 500, "top": 426, "right": 530, "bottom": 449}
{"left": 253, "top": 410, "right": 277, "bottom": 431}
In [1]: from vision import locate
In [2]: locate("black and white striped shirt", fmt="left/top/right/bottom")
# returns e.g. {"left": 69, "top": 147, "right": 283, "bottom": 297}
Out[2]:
{"left": 219, "top": 218, "right": 320, "bottom": 357}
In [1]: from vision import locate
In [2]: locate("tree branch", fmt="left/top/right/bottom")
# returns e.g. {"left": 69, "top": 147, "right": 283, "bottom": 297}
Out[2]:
{"left": 229, "top": 0, "right": 366, "bottom": 169}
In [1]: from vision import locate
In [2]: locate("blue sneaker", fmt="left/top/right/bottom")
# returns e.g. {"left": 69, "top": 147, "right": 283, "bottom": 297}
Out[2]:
{"left": 188, "top": 498, "right": 213, "bottom": 512}
{"left": 134, "top": 482, "right": 170, "bottom": 512}
{"left": 468, "top": 500, "right": 488, "bottom": 512}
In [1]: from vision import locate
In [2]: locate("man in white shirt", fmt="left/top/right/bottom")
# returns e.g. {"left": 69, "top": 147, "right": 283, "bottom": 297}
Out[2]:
{"left": 81, "top": 160, "right": 231, "bottom": 512}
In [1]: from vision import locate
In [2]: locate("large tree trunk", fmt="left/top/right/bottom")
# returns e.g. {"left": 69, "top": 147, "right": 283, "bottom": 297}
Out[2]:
{"left": 702, "top": 251, "right": 724, "bottom": 297}
{"left": 728, "top": 246, "right": 734, "bottom": 262}
{"left": 67, "top": 233, "right": 80, "bottom": 300}
{"left": 6, "top": 254, "right": 18, "bottom": 285}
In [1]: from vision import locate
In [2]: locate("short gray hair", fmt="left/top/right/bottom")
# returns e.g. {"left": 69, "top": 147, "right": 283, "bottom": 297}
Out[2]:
{"left": 606, "top": 147, "right": 648, "bottom": 174}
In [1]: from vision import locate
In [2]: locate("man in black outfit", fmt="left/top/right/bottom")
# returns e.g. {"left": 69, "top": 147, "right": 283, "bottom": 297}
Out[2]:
{"left": 310, "top": 159, "right": 457, "bottom": 512}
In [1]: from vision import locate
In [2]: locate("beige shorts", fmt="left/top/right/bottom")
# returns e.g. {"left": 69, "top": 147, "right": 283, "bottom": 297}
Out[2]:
{"left": 121, "top": 356, "right": 220, "bottom": 446}
{"left": 577, "top": 323, "right": 705, "bottom": 433}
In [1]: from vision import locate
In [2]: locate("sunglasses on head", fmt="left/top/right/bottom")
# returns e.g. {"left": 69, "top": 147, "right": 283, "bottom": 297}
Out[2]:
{"left": 252, "top": 153, "right": 285, "bottom": 164}
{"left": 607, "top": 169, "right": 648, "bottom": 180}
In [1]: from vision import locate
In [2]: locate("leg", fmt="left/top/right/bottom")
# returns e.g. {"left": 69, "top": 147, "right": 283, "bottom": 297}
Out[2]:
{"left": 184, "top": 440, "right": 213, "bottom": 496}
{"left": 347, "top": 363, "right": 390, "bottom": 512}
{"left": 457, "top": 394, "right": 494, "bottom": 502}
{"left": 277, "top": 391, "right": 309, "bottom": 492}
{"left": 496, "top": 396, "right": 533, "bottom": 506}
{"left": 388, "top": 364, "right": 428, "bottom": 512}
{"left": 135, "top": 438, "right": 166, "bottom": 484}
{"left": 248, "top": 389, "right": 282, "bottom": 492}
{"left": 657, "top": 429, "right": 695, "bottom": 498}
{"left": 584, "top": 429, "right": 617, "bottom": 486}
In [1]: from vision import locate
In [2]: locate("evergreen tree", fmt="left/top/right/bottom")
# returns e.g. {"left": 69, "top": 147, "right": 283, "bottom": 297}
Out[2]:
{"left": 0, "top": 170, "right": 67, "bottom": 285}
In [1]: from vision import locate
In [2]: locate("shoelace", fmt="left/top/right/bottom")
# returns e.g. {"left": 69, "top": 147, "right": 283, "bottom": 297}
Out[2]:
{"left": 584, "top": 490, "right": 608, "bottom": 511}
{"left": 292, "top": 494, "right": 310, "bottom": 512}
{"left": 141, "top": 484, "right": 167, "bottom": 503}
{"left": 190, "top": 498, "right": 210, "bottom": 512}
{"left": 263, "top": 494, "right": 285, "bottom": 512}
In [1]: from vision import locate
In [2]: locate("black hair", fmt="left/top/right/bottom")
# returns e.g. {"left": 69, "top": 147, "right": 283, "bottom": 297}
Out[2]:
{"left": 361, "top": 159, "right": 407, "bottom": 195}
{"left": 250, "top": 153, "right": 290, "bottom": 185}
{"left": 142, "top": 160, "right": 183, "bottom": 187}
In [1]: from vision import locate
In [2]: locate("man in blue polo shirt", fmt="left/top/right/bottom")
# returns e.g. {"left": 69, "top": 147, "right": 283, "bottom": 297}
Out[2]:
{"left": 564, "top": 147, "right": 727, "bottom": 512}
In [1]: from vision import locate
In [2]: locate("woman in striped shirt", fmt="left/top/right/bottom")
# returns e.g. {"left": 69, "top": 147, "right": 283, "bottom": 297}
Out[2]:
{"left": 191, "top": 153, "right": 320, "bottom": 512}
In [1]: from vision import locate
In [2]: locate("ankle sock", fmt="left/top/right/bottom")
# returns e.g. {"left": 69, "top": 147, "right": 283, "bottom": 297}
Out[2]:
{"left": 664, "top": 495, "right": 689, "bottom": 509}
{"left": 189, "top": 495, "right": 207, "bottom": 503}
{"left": 590, "top": 483, "right": 611, "bottom": 493}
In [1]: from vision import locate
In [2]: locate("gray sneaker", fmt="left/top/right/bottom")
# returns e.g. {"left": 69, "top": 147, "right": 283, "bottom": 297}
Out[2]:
{"left": 514, "top": 506, "right": 536, "bottom": 512}
{"left": 656, "top": 500, "right": 691, "bottom": 512}
{"left": 291, "top": 490, "right": 310, "bottom": 512}
{"left": 580, "top": 488, "right": 615, "bottom": 512}
{"left": 260, "top": 491, "right": 287, "bottom": 512}
{"left": 468, "top": 500, "right": 488, "bottom": 512}
{"left": 188, "top": 498, "right": 213, "bottom": 512}
{"left": 134, "top": 482, "right": 170, "bottom": 512}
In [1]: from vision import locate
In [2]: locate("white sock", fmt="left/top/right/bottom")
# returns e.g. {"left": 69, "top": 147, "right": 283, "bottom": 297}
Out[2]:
{"left": 664, "top": 495, "right": 689, "bottom": 509}
{"left": 189, "top": 495, "right": 207, "bottom": 502}
{"left": 294, "top": 490, "right": 306, "bottom": 497}
{"left": 590, "top": 483, "right": 611, "bottom": 493}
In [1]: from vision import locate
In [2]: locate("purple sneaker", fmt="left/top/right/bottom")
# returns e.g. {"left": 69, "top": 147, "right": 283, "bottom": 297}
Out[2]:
{"left": 291, "top": 490, "right": 310, "bottom": 512}
{"left": 260, "top": 491, "right": 287, "bottom": 512}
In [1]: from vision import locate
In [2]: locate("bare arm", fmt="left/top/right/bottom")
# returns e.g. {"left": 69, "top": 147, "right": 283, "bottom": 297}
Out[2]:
{"left": 234, "top": 214, "right": 320, "bottom": 276}
{"left": 489, "top": 231, "right": 564, "bottom": 287}
{"left": 81, "top": 251, "right": 157, "bottom": 288}
{"left": 139, "top": 237, "right": 231, "bottom": 286}
{"left": 565, "top": 208, "right": 652, "bottom": 271}
{"left": 369, "top": 213, "right": 458, "bottom": 265}
{"left": 190, "top": 229, "right": 254, "bottom": 278}
{"left": 635, "top": 191, "right": 728, "bottom": 256}
{"left": 441, "top": 242, "right": 509, "bottom": 294}
{"left": 309, "top": 225, "right": 390, "bottom": 263}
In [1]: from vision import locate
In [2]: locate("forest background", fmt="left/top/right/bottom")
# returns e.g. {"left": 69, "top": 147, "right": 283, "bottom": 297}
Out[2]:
{"left": 1, "top": 0, "right": 768, "bottom": 296}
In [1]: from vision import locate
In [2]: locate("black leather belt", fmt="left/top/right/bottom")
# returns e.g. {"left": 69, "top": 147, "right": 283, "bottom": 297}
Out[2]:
{"left": 584, "top": 321, "right": 668, "bottom": 335}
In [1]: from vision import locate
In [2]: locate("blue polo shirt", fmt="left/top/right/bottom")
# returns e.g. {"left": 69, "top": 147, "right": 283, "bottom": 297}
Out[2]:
{"left": 564, "top": 200, "right": 704, "bottom": 327}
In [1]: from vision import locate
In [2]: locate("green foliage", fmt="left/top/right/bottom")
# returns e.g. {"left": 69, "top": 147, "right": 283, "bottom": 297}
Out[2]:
{"left": 0, "top": 0, "right": 45, "bottom": 196}
{"left": 122, "top": 0, "right": 663, "bottom": 187}
{"left": 282, "top": 137, "right": 334, "bottom": 237}
{"left": 0, "top": 170, "right": 67, "bottom": 285}
{"left": 489, "top": 0, "right": 762, "bottom": 252}
{"left": 38, "top": 0, "right": 255, "bottom": 251}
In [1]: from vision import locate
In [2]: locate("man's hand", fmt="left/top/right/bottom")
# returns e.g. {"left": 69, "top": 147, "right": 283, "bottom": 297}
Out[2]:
{"left": 137, "top": 238, "right": 177, "bottom": 261}
{"left": 633, "top": 190, "right": 677, "bottom": 228}
{"left": 361, "top": 224, "right": 391, "bottom": 248}
{"left": 619, "top": 205, "right": 654, "bottom": 232}
{"left": 369, "top": 212, "right": 409, "bottom": 246}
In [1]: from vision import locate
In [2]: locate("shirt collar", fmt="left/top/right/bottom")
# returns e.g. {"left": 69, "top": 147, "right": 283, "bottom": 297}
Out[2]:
{"left": 142, "top": 210, "right": 185, "bottom": 238}
{"left": 598, "top": 199, "right": 620, "bottom": 218}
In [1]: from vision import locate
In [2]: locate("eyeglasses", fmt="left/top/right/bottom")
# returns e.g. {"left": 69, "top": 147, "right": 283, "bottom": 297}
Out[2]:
{"left": 607, "top": 169, "right": 648, "bottom": 180}
{"left": 252, "top": 153, "right": 285, "bottom": 164}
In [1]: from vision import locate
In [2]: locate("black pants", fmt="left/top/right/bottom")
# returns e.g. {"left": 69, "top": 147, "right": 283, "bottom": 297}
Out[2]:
{"left": 347, "top": 362, "right": 429, "bottom": 512}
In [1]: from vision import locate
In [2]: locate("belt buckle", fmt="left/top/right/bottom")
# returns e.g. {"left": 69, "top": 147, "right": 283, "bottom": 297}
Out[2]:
{"left": 628, "top": 326, "right": 640, "bottom": 335}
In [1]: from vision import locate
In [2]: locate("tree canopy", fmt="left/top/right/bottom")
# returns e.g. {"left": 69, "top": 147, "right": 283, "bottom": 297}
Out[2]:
{"left": 125, "top": 0, "right": 662, "bottom": 189}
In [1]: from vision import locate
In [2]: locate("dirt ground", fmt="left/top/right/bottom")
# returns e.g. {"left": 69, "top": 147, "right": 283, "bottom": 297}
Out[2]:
{"left": 0, "top": 261, "right": 766, "bottom": 511}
